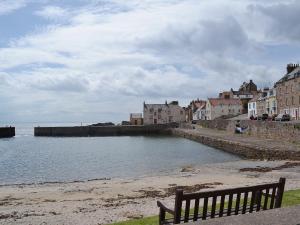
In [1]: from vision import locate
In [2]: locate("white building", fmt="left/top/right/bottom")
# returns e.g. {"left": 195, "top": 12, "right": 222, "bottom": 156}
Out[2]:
{"left": 193, "top": 104, "right": 206, "bottom": 120}
{"left": 190, "top": 100, "right": 206, "bottom": 121}
{"left": 265, "top": 88, "right": 277, "bottom": 116}
{"left": 143, "top": 101, "right": 186, "bottom": 125}
{"left": 248, "top": 96, "right": 258, "bottom": 118}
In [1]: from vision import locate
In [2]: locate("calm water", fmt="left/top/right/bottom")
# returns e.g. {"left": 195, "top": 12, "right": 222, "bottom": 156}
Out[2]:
{"left": 0, "top": 123, "right": 240, "bottom": 185}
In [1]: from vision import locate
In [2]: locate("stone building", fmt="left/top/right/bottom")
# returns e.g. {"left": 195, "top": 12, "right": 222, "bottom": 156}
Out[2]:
{"left": 248, "top": 88, "right": 269, "bottom": 117}
{"left": 219, "top": 80, "right": 259, "bottom": 114}
{"left": 143, "top": 101, "right": 185, "bottom": 125}
{"left": 248, "top": 88, "right": 276, "bottom": 118}
{"left": 206, "top": 98, "right": 242, "bottom": 120}
{"left": 275, "top": 63, "right": 300, "bottom": 120}
{"left": 183, "top": 105, "right": 192, "bottom": 122}
{"left": 130, "top": 113, "right": 143, "bottom": 125}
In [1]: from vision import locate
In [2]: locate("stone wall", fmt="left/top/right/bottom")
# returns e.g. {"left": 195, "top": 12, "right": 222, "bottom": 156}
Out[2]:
{"left": 196, "top": 120, "right": 231, "bottom": 130}
{"left": 0, "top": 127, "right": 15, "bottom": 138}
{"left": 172, "top": 128, "right": 300, "bottom": 160}
{"left": 196, "top": 120, "right": 300, "bottom": 143}
{"left": 34, "top": 124, "right": 174, "bottom": 137}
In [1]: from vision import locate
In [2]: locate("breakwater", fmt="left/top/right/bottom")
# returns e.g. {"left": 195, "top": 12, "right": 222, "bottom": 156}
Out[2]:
{"left": 0, "top": 127, "right": 15, "bottom": 138}
{"left": 34, "top": 124, "right": 174, "bottom": 137}
{"left": 171, "top": 128, "right": 300, "bottom": 160}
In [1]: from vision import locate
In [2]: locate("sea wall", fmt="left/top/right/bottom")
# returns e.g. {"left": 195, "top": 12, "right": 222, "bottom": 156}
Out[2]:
{"left": 34, "top": 124, "right": 174, "bottom": 137}
{"left": 172, "top": 128, "right": 300, "bottom": 160}
{"left": 196, "top": 120, "right": 300, "bottom": 143}
{"left": 0, "top": 127, "right": 15, "bottom": 138}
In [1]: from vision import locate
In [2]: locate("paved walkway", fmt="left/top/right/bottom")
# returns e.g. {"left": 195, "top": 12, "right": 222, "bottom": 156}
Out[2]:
{"left": 187, "top": 205, "right": 300, "bottom": 225}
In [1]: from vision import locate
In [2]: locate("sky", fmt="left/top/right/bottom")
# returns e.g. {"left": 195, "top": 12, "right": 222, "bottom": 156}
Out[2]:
{"left": 0, "top": 0, "right": 299, "bottom": 123}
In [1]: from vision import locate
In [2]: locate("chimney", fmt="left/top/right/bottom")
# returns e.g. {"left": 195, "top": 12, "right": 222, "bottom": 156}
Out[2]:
{"left": 287, "top": 63, "right": 297, "bottom": 74}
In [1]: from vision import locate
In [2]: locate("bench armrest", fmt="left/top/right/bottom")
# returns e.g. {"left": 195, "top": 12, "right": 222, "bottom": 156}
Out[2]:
{"left": 157, "top": 201, "right": 175, "bottom": 215}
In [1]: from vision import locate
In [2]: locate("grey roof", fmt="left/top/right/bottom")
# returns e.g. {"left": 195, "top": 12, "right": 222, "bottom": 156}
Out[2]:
{"left": 276, "top": 66, "right": 300, "bottom": 84}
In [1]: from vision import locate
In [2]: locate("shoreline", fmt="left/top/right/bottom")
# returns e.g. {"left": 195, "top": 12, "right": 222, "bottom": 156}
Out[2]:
{"left": 1, "top": 160, "right": 300, "bottom": 225}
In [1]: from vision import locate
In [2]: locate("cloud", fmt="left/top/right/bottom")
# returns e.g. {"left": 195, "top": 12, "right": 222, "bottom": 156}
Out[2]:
{"left": 248, "top": 0, "right": 300, "bottom": 43}
{"left": 35, "top": 6, "right": 68, "bottom": 21}
{"left": 0, "top": 0, "right": 26, "bottom": 15}
{"left": 0, "top": 0, "right": 298, "bottom": 122}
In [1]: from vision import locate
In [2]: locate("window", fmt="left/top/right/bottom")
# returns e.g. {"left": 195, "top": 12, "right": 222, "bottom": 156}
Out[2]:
{"left": 180, "top": 110, "right": 183, "bottom": 115}
{"left": 286, "top": 98, "right": 288, "bottom": 106}
{"left": 292, "top": 96, "right": 294, "bottom": 105}
{"left": 150, "top": 108, "right": 154, "bottom": 113}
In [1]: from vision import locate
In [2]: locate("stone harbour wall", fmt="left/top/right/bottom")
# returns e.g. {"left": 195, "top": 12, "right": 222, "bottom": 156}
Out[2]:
{"left": 196, "top": 120, "right": 300, "bottom": 143}
{"left": 34, "top": 124, "right": 174, "bottom": 137}
{"left": 172, "top": 128, "right": 300, "bottom": 160}
{"left": 0, "top": 127, "right": 15, "bottom": 138}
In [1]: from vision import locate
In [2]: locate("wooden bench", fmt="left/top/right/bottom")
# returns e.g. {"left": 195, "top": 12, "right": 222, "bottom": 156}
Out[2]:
{"left": 157, "top": 178, "right": 286, "bottom": 224}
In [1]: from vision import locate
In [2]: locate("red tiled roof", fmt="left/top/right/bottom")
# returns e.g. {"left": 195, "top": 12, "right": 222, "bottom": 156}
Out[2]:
{"left": 208, "top": 98, "right": 241, "bottom": 107}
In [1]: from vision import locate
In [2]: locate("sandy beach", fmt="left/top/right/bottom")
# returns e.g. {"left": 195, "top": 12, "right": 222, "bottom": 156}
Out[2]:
{"left": 0, "top": 160, "right": 300, "bottom": 225}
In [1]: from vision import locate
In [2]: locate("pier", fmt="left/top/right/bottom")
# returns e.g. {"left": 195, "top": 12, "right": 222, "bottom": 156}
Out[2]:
{"left": 0, "top": 127, "right": 15, "bottom": 138}
{"left": 34, "top": 124, "right": 176, "bottom": 137}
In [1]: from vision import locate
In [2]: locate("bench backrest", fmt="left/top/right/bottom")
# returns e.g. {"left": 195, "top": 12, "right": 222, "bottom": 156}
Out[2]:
{"left": 173, "top": 178, "right": 285, "bottom": 224}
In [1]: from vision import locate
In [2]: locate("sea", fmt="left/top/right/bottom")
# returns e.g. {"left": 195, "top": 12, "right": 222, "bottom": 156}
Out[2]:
{"left": 0, "top": 123, "right": 240, "bottom": 185}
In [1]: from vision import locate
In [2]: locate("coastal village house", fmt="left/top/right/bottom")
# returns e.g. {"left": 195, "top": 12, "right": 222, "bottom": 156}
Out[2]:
{"left": 275, "top": 63, "right": 300, "bottom": 120}
{"left": 186, "top": 99, "right": 206, "bottom": 121}
{"left": 193, "top": 102, "right": 206, "bottom": 120}
{"left": 248, "top": 95, "right": 258, "bottom": 118}
{"left": 266, "top": 88, "right": 277, "bottom": 116}
{"left": 184, "top": 106, "right": 193, "bottom": 122}
{"left": 130, "top": 113, "right": 143, "bottom": 125}
{"left": 219, "top": 80, "right": 258, "bottom": 114}
{"left": 232, "top": 80, "right": 258, "bottom": 114}
{"left": 206, "top": 98, "right": 242, "bottom": 120}
{"left": 143, "top": 101, "right": 186, "bottom": 125}
{"left": 248, "top": 88, "right": 277, "bottom": 118}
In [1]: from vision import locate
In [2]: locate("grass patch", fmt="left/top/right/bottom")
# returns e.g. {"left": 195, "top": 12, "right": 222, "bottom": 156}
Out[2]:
{"left": 110, "top": 189, "right": 300, "bottom": 225}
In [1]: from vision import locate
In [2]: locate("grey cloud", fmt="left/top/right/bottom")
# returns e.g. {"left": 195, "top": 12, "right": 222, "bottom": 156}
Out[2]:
{"left": 138, "top": 16, "right": 250, "bottom": 57}
{"left": 250, "top": 0, "right": 300, "bottom": 42}
{"left": 29, "top": 75, "right": 90, "bottom": 93}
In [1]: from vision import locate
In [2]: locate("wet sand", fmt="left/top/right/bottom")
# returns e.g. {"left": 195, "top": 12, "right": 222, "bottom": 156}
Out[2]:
{"left": 0, "top": 160, "right": 300, "bottom": 225}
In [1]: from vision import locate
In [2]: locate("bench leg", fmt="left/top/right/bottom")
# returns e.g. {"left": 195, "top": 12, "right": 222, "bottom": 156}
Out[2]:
{"left": 159, "top": 208, "right": 166, "bottom": 225}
